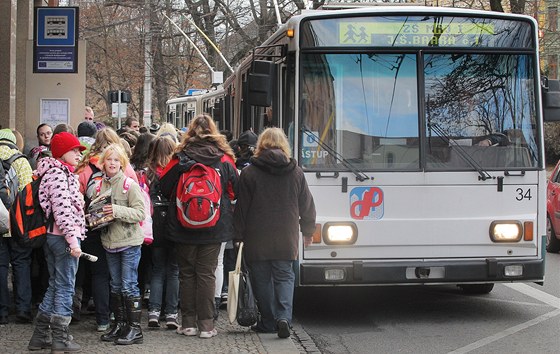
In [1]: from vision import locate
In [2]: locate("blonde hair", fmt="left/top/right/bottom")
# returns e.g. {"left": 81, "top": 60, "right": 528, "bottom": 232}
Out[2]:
{"left": 77, "top": 127, "right": 121, "bottom": 171}
{"left": 99, "top": 143, "right": 129, "bottom": 172}
{"left": 254, "top": 127, "right": 291, "bottom": 159}
{"left": 156, "top": 122, "right": 178, "bottom": 142}
{"left": 177, "top": 114, "right": 235, "bottom": 160}
{"left": 11, "top": 130, "right": 24, "bottom": 152}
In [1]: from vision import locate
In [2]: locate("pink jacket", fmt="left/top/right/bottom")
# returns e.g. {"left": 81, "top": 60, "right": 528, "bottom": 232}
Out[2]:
{"left": 35, "top": 157, "right": 86, "bottom": 249}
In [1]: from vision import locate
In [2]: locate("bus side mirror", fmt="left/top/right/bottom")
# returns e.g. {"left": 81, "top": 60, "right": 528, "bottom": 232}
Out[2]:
{"left": 247, "top": 60, "right": 276, "bottom": 107}
{"left": 543, "top": 77, "right": 560, "bottom": 122}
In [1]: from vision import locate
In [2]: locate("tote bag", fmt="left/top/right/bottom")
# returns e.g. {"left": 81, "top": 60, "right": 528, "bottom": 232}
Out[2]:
{"left": 227, "top": 242, "right": 243, "bottom": 323}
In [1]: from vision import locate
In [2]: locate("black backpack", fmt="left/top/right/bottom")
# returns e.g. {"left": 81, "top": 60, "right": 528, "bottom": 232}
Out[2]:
{"left": 10, "top": 175, "right": 53, "bottom": 248}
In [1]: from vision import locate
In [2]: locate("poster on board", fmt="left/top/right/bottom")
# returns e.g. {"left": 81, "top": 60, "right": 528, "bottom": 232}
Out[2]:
{"left": 41, "top": 98, "right": 69, "bottom": 127}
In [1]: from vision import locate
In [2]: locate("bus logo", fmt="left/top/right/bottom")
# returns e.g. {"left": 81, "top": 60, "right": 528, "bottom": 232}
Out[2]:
{"left": 350, "top": 187, "right": 384, "bottom": 220}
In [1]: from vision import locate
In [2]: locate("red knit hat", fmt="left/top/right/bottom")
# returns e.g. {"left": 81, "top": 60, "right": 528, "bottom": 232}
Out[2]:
{"left": 51, "top": 132, "right": 86, "bottom": 158}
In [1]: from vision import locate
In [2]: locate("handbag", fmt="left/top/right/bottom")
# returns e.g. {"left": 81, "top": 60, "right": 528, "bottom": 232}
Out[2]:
{"left": 236, "top": 256, "right": 258, "bottom": 327}
{"left": 227, "top": 242, "right": 242, "bottom": 323}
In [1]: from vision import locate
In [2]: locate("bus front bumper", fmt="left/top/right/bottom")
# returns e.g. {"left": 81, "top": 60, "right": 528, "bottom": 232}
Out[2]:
{"left": 299, "top": 258, "right": 545, "bottom": 285}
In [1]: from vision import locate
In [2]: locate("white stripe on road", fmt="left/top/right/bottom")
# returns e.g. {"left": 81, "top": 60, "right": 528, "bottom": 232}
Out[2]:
{"left": 447, "top": 308, "right": 560, "bottom": 354}
{"left": 448, "top": 284, "right": 560, "bottom": 354}
{"left": 503, "top": 283, "right": 560, "bottom": 309}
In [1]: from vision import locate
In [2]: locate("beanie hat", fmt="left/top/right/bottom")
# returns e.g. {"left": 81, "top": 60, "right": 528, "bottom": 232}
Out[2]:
{"left": 149, "top": 123, "right": 160, "bottom": 134}
{"left": 77, "top": 121, "right": 98, "bottom": 138}
{"left": 0, "top": 129, "right": 16, "bottom": 145}
{"left": 51, "top": 132, "right": 86, "bottom": 158}
{"left": 238, "top": 130, "right": 258, "bottom": 147}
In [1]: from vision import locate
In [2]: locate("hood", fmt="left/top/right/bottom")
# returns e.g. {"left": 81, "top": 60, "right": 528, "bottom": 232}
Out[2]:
{"left": 183, "top": 141, "right": 224, "bottom": 165}
{"left": 104, "top": 170, "right": 124, "bottom": 186}
{"left": 34, "top": 156, "right": 70, "bottom": 177}
{"left": 250, "top": 149, "right": 296, "bottom": 175}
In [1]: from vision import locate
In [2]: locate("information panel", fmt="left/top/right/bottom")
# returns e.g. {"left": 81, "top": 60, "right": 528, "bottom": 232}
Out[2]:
{"left": 34, "top": 7, "right": 79, "bottom": 73}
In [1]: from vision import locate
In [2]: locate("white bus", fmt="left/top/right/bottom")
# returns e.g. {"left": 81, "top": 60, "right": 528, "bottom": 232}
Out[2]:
{"left": 170, "top": 6, "right": 560, "bottom": 293}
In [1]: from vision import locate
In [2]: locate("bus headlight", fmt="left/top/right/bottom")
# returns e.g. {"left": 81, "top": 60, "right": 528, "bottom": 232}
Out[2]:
{"left": 323, "top": 222, "right": 357, "bottom": 245}
{"left": 489, "top": 221, "right": 522, "bottom": 242}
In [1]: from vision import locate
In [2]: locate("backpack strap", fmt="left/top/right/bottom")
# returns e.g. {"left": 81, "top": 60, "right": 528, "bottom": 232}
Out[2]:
{"left": 123, "top": 177, "right": 133, "bottom": 193}
{"left": 4, "top": 152, "right": 26, "bottom": 167}
{"left": 0, "top": 141, "right": 20, "bottom": 151}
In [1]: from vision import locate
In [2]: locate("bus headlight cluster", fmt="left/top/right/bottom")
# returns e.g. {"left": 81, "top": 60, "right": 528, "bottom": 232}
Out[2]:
{"left": 489, "top": 221, "right": 522, "bottom": 242}
{"left": 323, "top": 222, "right": 357, "bottom": 245}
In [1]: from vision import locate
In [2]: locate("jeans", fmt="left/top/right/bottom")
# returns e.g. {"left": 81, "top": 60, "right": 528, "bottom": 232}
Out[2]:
{"left": 0, "top": 237, "right": 32, "bottom": 316}
{"left": 176, "top": 243, "right": 221, "bottom": 332}
{"left": 106, "top": 246, "right": 141, "bottom": 298}
{"left": 248, "top": 260, "right": 295, "bottom": 331}
{"left": 38, "top": 234, "right": 79, "bottom": 317}
{"left": 81, "top": 237, "right": 110, "bottom": 325}
{"left": 149, "top": 246, "right": 179, "bottom": 314}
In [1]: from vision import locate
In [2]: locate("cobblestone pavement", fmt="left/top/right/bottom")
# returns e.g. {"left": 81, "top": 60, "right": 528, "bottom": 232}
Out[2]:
{"left": 0, "top": 307, "right": 302, "bottom": 354}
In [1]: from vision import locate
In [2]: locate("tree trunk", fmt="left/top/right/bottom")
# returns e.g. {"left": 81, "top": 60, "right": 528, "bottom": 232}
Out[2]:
{"left": 489, "top": 0, "right": 504, "bottom": 12}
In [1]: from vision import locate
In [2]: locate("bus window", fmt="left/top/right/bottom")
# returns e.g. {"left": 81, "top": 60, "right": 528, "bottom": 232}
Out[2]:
{"left": 424, "top": 53, "right": 539, "bottom": 170}
{"left": 300, "top": 53, "right": 419, "bottom": 170}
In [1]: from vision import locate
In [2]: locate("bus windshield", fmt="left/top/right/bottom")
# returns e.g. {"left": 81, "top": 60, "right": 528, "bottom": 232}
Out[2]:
{"left": 299, "top": 17, "right": 539, "bottom": 171}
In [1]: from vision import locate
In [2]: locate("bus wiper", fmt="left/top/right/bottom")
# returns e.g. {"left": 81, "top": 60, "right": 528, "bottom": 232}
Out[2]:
{"left": 428, "top": 123, "right": 493, "bottom": 181}
{"left": 301, "top": 126, "right": 370, "bottom": 182}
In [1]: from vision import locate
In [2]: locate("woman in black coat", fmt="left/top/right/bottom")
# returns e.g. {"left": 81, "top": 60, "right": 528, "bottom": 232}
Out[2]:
{"left": 233, "top": 127, "right": 316, "bottom": 338}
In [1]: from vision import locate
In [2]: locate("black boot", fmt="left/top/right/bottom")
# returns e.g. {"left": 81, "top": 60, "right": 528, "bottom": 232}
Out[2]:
{"left": 28, "top": 311, "right": 52, "bottom": 351}
{"left": 115, "top": 296, "right": 143, "bottom": 345}
{"left": 50, "top": 315, "right": 80, "bottom": 353}
{"left": 100, "top": 293, "right": 126, "bottom": 342}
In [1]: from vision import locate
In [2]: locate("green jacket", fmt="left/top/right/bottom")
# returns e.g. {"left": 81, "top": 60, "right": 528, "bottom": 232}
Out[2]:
{"left": 99, "top": 170, "right": 145, "bottom": 250}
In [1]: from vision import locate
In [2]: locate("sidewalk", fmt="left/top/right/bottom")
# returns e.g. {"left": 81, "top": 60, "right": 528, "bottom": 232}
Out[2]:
{"left": 0, "top": 308, "right": 303, "bottom": 353}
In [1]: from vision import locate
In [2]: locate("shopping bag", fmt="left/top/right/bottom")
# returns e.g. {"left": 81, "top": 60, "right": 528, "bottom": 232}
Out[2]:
{"left": 227, "top": 242, "right": 243, "bottom": 323}
{"left": 236, "top": 257, "right": 258, "bottom": 327}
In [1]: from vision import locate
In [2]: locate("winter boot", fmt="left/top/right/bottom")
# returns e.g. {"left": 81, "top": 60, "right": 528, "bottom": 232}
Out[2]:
{"left": 115, "top": 296, "right": 143, "bottom": 345}
{"left": 28, "top": 311, "right": 52, "bottom": 351}
{"left": 100, "top": 293, "right": 126, "bottom": 342}
{"left": 50, "top": 315, "right": 80, "bottom": 353}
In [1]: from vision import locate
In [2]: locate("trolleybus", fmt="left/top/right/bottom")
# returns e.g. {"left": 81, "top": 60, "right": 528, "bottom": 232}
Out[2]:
{"left": 168, "top": 5, "right": 560, "bottom": 292}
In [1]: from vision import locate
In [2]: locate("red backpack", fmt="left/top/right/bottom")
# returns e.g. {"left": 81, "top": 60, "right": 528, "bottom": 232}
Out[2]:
{"left": 176, "top": 162, "right": 222, "bottom": 230}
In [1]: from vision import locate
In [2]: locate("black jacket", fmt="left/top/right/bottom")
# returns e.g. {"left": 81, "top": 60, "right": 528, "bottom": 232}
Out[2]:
{"left": 233, "top": 148, "right": 316, "bottom": 261}
{"left": 160, "top": 142, "right": 238, "bottom": 244}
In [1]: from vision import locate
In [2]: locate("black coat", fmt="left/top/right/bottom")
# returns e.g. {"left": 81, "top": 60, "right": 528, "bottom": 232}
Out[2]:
{"left": 160, "top": 142, "right": 238, "bottom": 245}
{"left": 233, "top": 148, "right": 316, "bottom": 261}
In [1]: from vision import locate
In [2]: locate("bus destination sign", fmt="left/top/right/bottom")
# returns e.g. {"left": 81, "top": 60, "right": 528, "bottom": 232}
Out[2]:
{"left": 338, "top": 22, "right": 495, "bottom": 47}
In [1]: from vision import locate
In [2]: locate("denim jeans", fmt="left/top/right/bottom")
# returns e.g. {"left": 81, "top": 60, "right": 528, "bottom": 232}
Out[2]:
{"left": 248, "top": 260, "right": 295, "bottom": 331}
{"left": 149, "top": 246, "right": 179, "bottom": 314}
{"left": 106, "top": 246, "right": 141, "bottom": 298}
{"left": 0, "top": 237, "right": 32, "bottom": 316}
{"left": 176, "top": 243, "right": 221, "bottom": 332}
{"left": 81, "top": 237, "right": 110, "bottom": 325}
{"left": 38, "top": 234, "right": 79, "bottom": 317}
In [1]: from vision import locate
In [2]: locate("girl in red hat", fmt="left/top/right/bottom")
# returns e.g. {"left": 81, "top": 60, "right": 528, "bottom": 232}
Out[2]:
{"left": 28, "top": 131, "right": 86, "bottom": 352}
